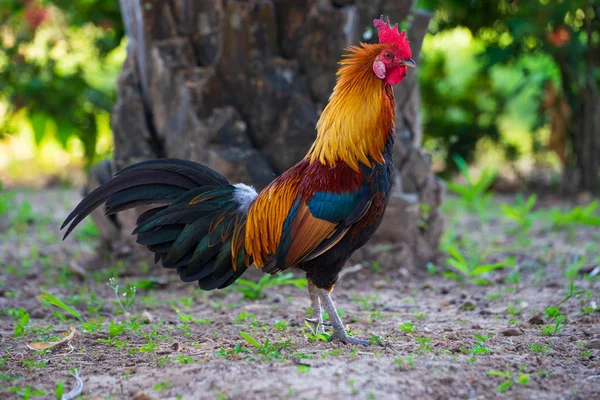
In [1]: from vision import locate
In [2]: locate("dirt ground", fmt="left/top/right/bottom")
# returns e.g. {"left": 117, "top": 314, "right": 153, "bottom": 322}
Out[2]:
{"left": 1, "top": 189, "right": 599, "bottom": 400}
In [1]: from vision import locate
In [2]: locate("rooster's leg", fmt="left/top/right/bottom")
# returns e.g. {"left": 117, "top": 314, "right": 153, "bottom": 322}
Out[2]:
{"left": 317, "top": 288, "right": 369, "bottom": 346}
{"left": 306, "top": 281, "right": 325, "bottom": 334}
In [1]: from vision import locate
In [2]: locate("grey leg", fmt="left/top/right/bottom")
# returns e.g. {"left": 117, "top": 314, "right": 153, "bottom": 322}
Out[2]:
{"left": 306, "top": 281, "right": 325, "bottom": 334}
{"left": 317, "top": 288, "right": 370, "bottom": 346}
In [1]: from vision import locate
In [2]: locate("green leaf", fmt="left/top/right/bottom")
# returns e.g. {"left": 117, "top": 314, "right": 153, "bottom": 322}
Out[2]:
{"left": 54, "top": 119, "right": 75, "bottom": 148}
{"left": 29, "top": 112, "right": 49, "bottom": 145}
{"left": 447, "top": 258, "right": 469, "bottom": 275}
{"left": 486, "top": 370, "right": 512, "bottom": 378}
{"left": 470, "top": 262, "right": 508, "bottom": 276}
{"left": 240, "top": 331, "right": 261, "bottom": 348}
{"left": 441, "top": 271, "right": 463, "bottom": 281}
{"left": 55, "top": 380, "right": 65, "bottom": 400}
{"left": 38, "top": 290, "right": 84, "bottom": 323}
{"left": 108, "top": 321, "right": 125, "bottom": 337}
{"left": 517, "top": 373, "right": 530, "bottom": 385}
{"left": 497, "top": 380, "right": 513, "bottom": 393}
{"left": 447, "top": 246, "right": 467, "bottom": 265}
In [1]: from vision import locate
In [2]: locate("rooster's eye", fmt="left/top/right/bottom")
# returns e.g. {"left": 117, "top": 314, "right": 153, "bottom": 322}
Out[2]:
{"left": 384, "top": 52, "right": 393, "bottom": 60}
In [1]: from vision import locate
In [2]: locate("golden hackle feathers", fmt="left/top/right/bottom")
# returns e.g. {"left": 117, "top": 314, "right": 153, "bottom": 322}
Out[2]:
{"left": 246, "top": 44, "right": 397, "bottom": 270}
{"left": 306, "top": 44, "right": 396, "bottom": 171}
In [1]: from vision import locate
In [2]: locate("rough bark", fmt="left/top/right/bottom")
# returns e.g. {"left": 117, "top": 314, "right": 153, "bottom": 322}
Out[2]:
{"left": 98, "top": 0, "right": 445, "bottom": 271}
{"left": 572, "top": 82, "right": 600, "bottom": 192}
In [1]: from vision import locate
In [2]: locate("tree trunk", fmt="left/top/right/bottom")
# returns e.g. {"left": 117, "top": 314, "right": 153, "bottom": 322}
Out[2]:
{"left": 99, "top": 0, "right": 445, "bottom": 271}
{"left": 572, "top": 82, "right": 600, "bottom": 192}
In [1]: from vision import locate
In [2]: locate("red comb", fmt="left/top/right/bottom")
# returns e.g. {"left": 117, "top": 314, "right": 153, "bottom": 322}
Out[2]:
{"left": 373, "top": 16, "right": 409, "bottom": 49}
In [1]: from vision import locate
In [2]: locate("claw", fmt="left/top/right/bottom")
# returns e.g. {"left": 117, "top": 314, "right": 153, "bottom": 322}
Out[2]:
{"left": 328, "top": 332, "right": 370, "bottom": 346}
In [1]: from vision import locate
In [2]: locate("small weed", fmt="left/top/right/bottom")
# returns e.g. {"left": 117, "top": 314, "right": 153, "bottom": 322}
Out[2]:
{"left": 9, "top": 385, "right": 46, "bottom": 399}
{"left": 154, "top": 381, "right": 173, "bottom": 392}
{"left": 38, "top": 290, "right": 85, "bottom": 323}
{"left": 447, "top": 155, "right": 497, "bottom": 214}
{"left": 485, "top": 368, "right": 530, "bottom": 393}
{"left": 157, "top": 355, "right": 170, "bottom": 367}
{"left": 561, "top": 280, "right": 591, "bottom": 305}
{"left": 236, "top": 311, "right": 256, "bottom": 323}
{"left": 216, "top": 344, "right": 245, "bottom": 359}
{"left": 544, "top": 306, "right": 562, "bottom": 320}
{"left": 540, "top": 316, "right": 566, "bottom": 336}
{"left": 394, "top": 354, "right": 416, "bottom": 370}
{"left": 413, "top": 310, "right": 427, "bottom": 320}
{"left": 297, "top": 365, "right": 311, "bottom": 373}
{"left": 500, "top": 194, "right": 537, "bottom": 234}
{"left": 322, "top": 349, "right": 344, "bottom": 359}
{"left": 303, "top": 321, "right": 328, "bottom": 342}
{"left": 108, "top": 278, "right": 137, "bottom": 320}
{"left": 543, "top": 201, "right": 600, "bottom": 229}
{"left": 54, "top": 380, "right": 65, "bottom": 400}
{"left": 462, "top": 333, "right": 493, "bottom": 359}
{"left": 580, "top": 304, "right": 598, "bottom": 314}
{"left": 22, "top": 359, "right": 47, "bottom": 368}
{"left": 527, "top": 343, "right": 552, "bottom": 355}
{"left": 233, "top": 273, "right": 306, "bottom": 300}
{"left": 443, "top": 246, "right": 512, "bottom": 285}
{"left": 398, "top": 322, "right": 417, "bottom": 334}
{"left": 581, "top": 349, "right": 593, "bottom": 357}
{"left": 427, "top": 262, "right": 438, "bottom": 275}
{"left": 0, "top": 180, "right": 14, "bottom": 217}
{"left": 415, "top": 337, "right": 432, "bottom": 353}
{"left": 6, "top": 308, "right": 31, "bottom": 337}
{"left": 369, "top": 333, "right": 386, "bottom": 346}
{"left": 176, "top": 355, "right": 195, "bottom": 364}
{"left": 273, "top": 320, "right": 288, "bottom": 331}
{"left": 138, "top": 339, "right": 159, "bottom": 353}
{"left": 176, "top": 310, "right": 212, "bottom": 325}
{"left": 239, "top": 331, "right": 291, "bottom": 360}
{"left": 81, "top": 319, "right": 103, "bottom": 333}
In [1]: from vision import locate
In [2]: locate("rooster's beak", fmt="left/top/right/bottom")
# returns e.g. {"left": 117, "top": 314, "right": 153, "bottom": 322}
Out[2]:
{"left": 400, "top": 58, "right": 416, "bottom": 68}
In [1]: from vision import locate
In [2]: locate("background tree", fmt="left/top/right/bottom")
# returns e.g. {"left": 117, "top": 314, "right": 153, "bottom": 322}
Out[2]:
{"left": 0, "top": 0, "right": 123, "bottom": 166}
{"left": 102, "top": 0, "right": 445, "bottom": 270}
{"left": 420, "top": 0, "right": 600, "bottom": 191}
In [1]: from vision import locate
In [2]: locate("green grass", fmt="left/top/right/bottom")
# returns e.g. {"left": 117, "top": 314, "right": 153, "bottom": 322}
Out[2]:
{"left": 485, "top": 368, "right": 530, "bottom": 393}
{"left": 447, "top": 155, "right": 498, "bottom": 214}
{"left": 233, "top": 273, "right": 307, "bottom": 300}
{"left": 543, "top": 201, "right": 600, "bottom": 229}
{"left": 443, "top": 245, "right": 513, "bottom": 285}
{"left": 38, "top": 290, "right": 84, "bottom": 323}
{"left": 501, "top": 193, "right": 537, "bottom": 233}
{"left": 239, "top": 331, "right": 291, "bottom": 361}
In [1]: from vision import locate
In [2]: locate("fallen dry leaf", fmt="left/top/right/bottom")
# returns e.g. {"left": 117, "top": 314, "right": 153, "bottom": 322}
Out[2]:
{"left": 27, "top": 326, "right": 76, "bottom": 351}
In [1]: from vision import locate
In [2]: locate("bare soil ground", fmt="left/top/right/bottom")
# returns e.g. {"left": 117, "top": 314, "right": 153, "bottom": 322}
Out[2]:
{"left": 1, "top": 189, "right": 599, "bottom": 400}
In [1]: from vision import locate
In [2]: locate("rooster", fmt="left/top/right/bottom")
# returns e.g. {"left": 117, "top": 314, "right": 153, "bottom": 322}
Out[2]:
{"left": 62, "top": 17, "right": 414, "bottom": 345}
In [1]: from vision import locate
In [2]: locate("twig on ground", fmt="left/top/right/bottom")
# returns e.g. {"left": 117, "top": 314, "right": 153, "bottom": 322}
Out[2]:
{"left": 61, "top": 369, "right": 84, "bottom": 400}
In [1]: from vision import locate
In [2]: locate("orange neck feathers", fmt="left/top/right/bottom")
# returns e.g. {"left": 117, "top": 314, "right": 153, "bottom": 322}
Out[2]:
{"left": 306, "top": 44, "right": 396, "bottom": 171}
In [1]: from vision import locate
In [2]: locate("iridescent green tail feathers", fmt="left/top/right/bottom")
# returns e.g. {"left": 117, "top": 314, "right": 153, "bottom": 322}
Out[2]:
{"left": 61, "top": 159, "right": 255, "bottom": 290}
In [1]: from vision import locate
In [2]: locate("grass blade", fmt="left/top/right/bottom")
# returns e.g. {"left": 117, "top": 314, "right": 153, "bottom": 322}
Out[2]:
{"left": 38, "top": 290, "right": 84, "bottom": 323}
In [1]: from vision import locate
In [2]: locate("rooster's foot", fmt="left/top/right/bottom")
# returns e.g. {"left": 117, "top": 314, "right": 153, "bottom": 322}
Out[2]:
{"left": 328, "top": 332, "right": 370, "bottom": 346}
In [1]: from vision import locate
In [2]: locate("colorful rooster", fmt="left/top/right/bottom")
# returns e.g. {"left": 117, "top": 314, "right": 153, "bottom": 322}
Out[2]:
{"left": 62, "top": 17, "right": 415, "bottom": 345}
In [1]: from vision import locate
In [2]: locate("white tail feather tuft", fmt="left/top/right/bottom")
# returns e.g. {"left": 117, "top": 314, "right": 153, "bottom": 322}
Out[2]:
{"left": 232, "top": 183, "right": 258, "bottom": 212}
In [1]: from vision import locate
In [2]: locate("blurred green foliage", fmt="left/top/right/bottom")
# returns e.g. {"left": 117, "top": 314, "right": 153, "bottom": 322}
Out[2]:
{"left": 2, "top": 1, "right": 598, "bottom": 188}
{"left": 0, "top": 0, "right": 123, "bottom": 166}
{"left": 418, "top": 0, "right": 600, "bottom": 188}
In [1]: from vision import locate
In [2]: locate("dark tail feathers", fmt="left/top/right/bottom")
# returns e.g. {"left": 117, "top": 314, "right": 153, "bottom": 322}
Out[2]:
{"left": 62, "top": 158, "right": 252, "bottom": 290}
